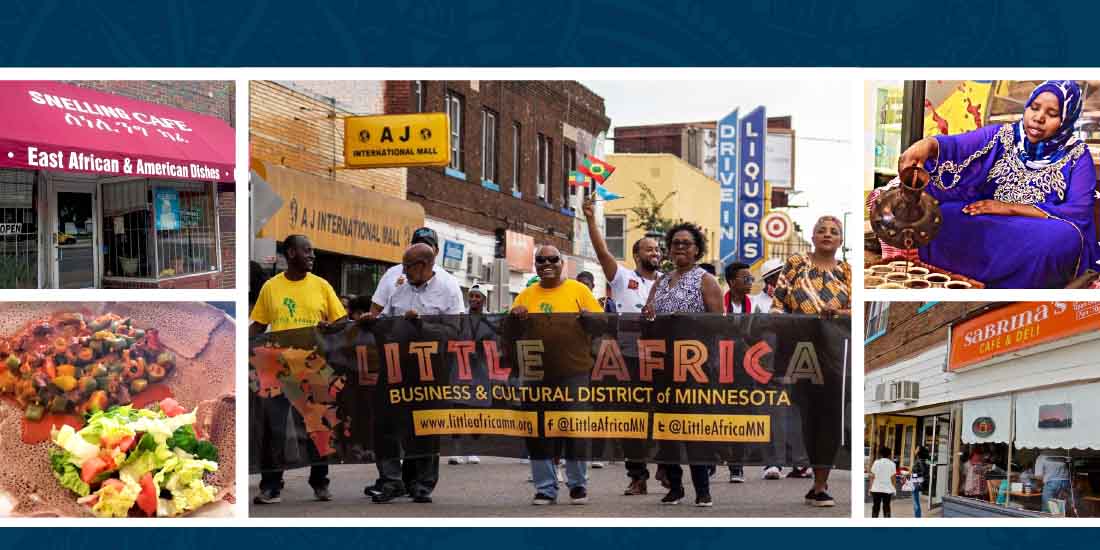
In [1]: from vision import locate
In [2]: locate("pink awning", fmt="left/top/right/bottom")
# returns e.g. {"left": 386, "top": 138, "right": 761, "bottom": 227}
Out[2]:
{"left": 0, "top": 81, "right": 234, "bottom": 183}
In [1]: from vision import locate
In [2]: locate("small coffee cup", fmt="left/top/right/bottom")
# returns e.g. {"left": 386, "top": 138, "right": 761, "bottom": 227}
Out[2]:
{"left": 889, "top": 261, "right": 910, "bottom": 273}
{"left": 870, "top": 265, "right": 893, "bottom": 275}
{"left": 865, "top": 276, "right": 885, "bottom": 288}
{"left": 945, "top": 280, "right": 973, "bottom": 289}
{"left": 907, "top": 267, "right": 930, "bottom": 278}
{"left": 905, "top": 279, "right": 931, "bottom": 289}
{"left": 884, "top": 272, "right": 910, "bottom": 283}
{"left": 925, "top": 273, "right": 951, "bottom": 287}
{"left": 876, "top": 283, "right": 905, "bottom": 289}
{"left": 864, "top": 268, "right": 875, "bottom": 278}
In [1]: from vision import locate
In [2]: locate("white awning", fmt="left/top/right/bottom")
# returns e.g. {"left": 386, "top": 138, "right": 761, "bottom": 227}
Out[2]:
{"left": 1014, "top": 382, "right": 1100, "bottom": 450}
{"left": 962, "top": 395, "right": 1012, "bottom": 444}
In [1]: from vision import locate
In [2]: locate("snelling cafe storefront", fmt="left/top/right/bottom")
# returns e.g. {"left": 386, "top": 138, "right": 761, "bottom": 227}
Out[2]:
{"left": 870, "top": 302, "right": 1100, "bottom": 518}
{"left": 251, "top": 160, "right": 425, "bottom": 298}
{"left": 0, "top": 81, "right": 234, "bottom": 288}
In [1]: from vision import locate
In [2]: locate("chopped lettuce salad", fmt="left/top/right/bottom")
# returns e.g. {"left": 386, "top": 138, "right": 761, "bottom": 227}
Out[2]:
{"left": 48, "top": 398, "right": 219, "bottom": 517}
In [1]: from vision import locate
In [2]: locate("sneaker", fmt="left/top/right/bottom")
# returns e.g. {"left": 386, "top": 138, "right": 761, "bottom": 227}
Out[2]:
{"left": 623, "top": 479, "right": 647, "bottom": 496}
{"left": 253, "top": 489, "right": 281, "bottom": 504}
{"left": 729, "top": 473, "right": 745, "bottom": 483}
{"left": 804, "top": 488, "right": 816, "bottom": 504}
{"left": 412, "top": 494, "right": 433, "bottom": 504}
{"left": 371, "top": 486, "right": 405, "bottom": 504}
{"left": 763, "top": 466, "right": 781, "bottom": 480}
{"left": 591, "top": 461, "right": 605, "bottom": 469}
{"left": 448, "top": 456, "right": 465, "bottom": 465}
{"left": 660, "top": 486, "right": 685, "bottom": 505}
{"left": 789, "top": 467, "right": 812, "bottom": 478}
{"left": 810, "top": 491, "right": 836, "bottom": 507}
{"left": 695, "top": 493, "right": 713, "bottom": 507}
{"left": 313, "top": 486, "right": 333, "bottom": 501}
{"left": 569, "top": 486, "right": 588, "bottom": 504}
{"left": 532, "top": 492, "right": 556, "bottom": 505}
{"left": 466, "top": 456, "right": 480, "bottom": 464}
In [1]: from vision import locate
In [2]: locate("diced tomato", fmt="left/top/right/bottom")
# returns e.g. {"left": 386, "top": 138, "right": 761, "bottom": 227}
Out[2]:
{"left": 80, "top": 456, "right": 109, "bottom": 485}
{"left": 101, "top": 433, "right": 135, "bottom": 452}
{"left": 159, "top": 397, "right": 185, "bottom": 417}
{"left": 136, "top": 472, "right": 157, "bottom": 517}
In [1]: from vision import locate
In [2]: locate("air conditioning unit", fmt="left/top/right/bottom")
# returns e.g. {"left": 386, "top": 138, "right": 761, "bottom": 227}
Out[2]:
{"left": 888, "top": 380, "right": 919, "bottom": 402}
{"left": 873, "top": 383, "right": 886, "bottom": 402}
{"left": 466, "top": 252, "right": 480, "bottom": 277}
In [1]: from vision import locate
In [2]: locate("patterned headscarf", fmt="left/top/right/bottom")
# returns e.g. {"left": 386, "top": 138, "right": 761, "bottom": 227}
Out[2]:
{"left": 1014, "top": 80, "right": 1083, "bottom": 168}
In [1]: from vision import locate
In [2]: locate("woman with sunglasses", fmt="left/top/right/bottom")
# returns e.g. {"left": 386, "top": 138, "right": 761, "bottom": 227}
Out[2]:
{"left": 642, "top": 222, "right": 723, "bottom": 506}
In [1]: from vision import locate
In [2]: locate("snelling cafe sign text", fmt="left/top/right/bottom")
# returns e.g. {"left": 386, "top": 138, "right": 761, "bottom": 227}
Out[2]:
{"left": 344, "top": 113, "right": 451, "bottom": 169}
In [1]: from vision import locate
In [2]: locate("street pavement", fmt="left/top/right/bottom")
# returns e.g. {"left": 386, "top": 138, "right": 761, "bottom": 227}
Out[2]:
{"left": 250, "top": 459, "right": 850, "bottom": 517}
{"left": 863, "top": 492, "right": 941, "bottom": 518}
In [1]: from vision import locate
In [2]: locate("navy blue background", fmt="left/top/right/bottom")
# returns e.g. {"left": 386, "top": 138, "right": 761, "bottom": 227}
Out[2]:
{"left": 2, "top": 0, "right": 1099, "bottom": 66}
{"left": 5, "top": 0, "right": 1099, "bottom": 541}
{"left": 1, "top": 528, "right": 1099, "bottom": 544}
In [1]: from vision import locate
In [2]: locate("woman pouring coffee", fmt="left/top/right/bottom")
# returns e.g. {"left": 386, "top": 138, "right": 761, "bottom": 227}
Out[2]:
{"left": 897, "top": 80, "right": 1099, "bottom": 288}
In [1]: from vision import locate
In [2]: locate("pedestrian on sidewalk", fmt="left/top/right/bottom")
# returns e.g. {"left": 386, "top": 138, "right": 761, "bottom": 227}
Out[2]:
{"left": 869, "top": 446, "right": 897, "bottom": 518}
{"left": 910, "top": 446, "right": 929, "bottom": 517}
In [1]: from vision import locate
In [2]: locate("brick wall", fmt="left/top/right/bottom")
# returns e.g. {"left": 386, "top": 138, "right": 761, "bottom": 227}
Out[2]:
{"left": 250, "top": 80, "right": 406, "bottom": 199}
{"left": 65, "top": 81, "right": 235, "bottom": 127}
{"left": 218, "top": 188, "right": 235, "bottom": 289}
{"left": 385, "top": 80, "right": 610, "bottom": 251}
{"left": 865, "top": 302, "right": 1002, "bottom": 373}
{"left": 615, "top": 124, "right": 685, "bottom": 156}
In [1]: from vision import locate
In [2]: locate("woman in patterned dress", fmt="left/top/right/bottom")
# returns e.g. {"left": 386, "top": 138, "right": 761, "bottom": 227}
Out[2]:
{"left": 897, "top": 80, "right": 1099, "bottom": 288}
{"left": 642, "top": 222, "right": 723, "bottom": 507}
{"left": 772, "top": 215, "right": 851, "bottom": 507}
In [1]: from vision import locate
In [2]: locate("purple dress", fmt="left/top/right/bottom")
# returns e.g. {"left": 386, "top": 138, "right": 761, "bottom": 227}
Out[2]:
{"left": 918, "top": 123, "right": 1099, "bottom": 288}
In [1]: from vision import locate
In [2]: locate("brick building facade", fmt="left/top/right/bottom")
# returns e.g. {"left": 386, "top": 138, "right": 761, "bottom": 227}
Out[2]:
{"left": 864, "top": 302, "right": 997, "bottom": 373}
{"left": 384, "top": 80, "right": 610, "bottom": 253}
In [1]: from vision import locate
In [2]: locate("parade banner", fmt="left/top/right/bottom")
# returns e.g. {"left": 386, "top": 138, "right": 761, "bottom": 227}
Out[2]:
{"left": 249, "top": 314, "right": 850, "bottom": 473}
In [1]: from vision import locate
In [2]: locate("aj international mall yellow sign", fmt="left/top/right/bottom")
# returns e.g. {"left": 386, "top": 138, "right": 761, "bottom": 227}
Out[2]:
{"left": 344, "top": 113, "right": 450, "bottom": 168}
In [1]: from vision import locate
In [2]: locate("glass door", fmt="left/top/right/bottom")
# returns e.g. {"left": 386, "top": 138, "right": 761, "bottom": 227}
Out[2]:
{"left": 52, "top": 190, "right": 96, "bottom": 288}
{"left": 929, "top": 413, "right": 952, "bottom": 508}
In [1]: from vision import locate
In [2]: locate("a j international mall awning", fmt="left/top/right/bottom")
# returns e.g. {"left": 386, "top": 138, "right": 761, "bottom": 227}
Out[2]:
{"left": 0, "top": 81, "right": 234, "bottom": 183}
{"left": 254, "top": 161, "right": 425, "bottom": 264}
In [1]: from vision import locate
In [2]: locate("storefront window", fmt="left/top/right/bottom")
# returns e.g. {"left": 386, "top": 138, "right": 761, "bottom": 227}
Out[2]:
{"left": 951, "top": 384, "right": 1100, "bottom": 517}
{"left": 342, "top": 259, "right": 388, "bottom": 298}
{"left": 101, "top": 179, "right": 217, "bottom": 280}
{"left": 988, "top": 80, "right": 1100, "bottom": 145}
{"left": 0, "top": 169, "right": 38, "bottom": 288}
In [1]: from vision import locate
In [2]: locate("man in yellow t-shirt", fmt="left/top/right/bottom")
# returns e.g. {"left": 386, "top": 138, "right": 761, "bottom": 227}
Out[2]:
{"left": 510, "top": 244, "right": 602, "bottom": 506}
{"left": 250, "top": 234, "right": 347, "bottom": 505}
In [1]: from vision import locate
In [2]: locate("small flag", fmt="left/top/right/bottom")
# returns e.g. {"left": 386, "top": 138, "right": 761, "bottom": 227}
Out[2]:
{"left": 578, "top": 154, "right": 616, "bottom": 184}
{"left": 568, "top": 171, "right": 589, "bottom": 188}
{"left": 593, "top": 185, "right": 622, "bottom": 201}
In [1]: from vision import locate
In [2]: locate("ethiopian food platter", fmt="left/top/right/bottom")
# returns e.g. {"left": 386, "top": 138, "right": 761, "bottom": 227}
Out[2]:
{"left": 0, "top": 303, "right": 234, "bottom": 518}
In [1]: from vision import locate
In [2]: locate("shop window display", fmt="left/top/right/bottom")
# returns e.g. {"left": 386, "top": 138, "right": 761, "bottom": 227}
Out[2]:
{"left": 101, "top": 178, "right": 217, "bottom": 281}
{"left": 0, "top": 169, "right": 38, "bottom": 288}
{"left": 950, "top": 384, "right": 1100, "bottom": 517}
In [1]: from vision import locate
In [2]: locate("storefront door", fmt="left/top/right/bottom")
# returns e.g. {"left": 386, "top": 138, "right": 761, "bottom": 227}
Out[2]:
{"left": 928, "top": 413, "right": 952, "bottom": 508}
{"left": 50, "top": 185, "right": 98, "bottom": 288}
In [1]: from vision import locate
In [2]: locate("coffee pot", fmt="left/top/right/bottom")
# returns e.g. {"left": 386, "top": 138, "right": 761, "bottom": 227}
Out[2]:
{"left": 870, "top": 165, "right": 943, "bottom": 249}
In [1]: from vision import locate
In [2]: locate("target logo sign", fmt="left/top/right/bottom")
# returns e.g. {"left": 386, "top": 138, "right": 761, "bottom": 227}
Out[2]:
{"left": 762, "top": 211, "right": 792, "bottom": 243}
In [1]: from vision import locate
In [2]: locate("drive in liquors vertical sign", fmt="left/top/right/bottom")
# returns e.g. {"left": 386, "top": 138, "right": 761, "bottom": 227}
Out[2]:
{"left": 718, "top": 109, "right": 738, "bottom": 264}
{"left": 738, "top": 107, "right": 766, "bottom": 268}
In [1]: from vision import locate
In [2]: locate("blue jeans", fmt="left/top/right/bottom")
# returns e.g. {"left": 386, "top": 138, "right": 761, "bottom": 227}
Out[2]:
{"left": 911, "top": 482, "right": 922, "bottom": 517}
{"left": 1041, "top": 479, "right": 1070, "bottom": 513}
{"left": 532, "top": 459, "right": 586, "bottom": 499}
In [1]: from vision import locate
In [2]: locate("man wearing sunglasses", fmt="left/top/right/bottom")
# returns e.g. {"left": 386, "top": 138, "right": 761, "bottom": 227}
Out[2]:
{"left": 581, "top": 196, "right": 663, "bottom": 495}
{"left": 511, "top": 244, "right": 603, "bottom": 505}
